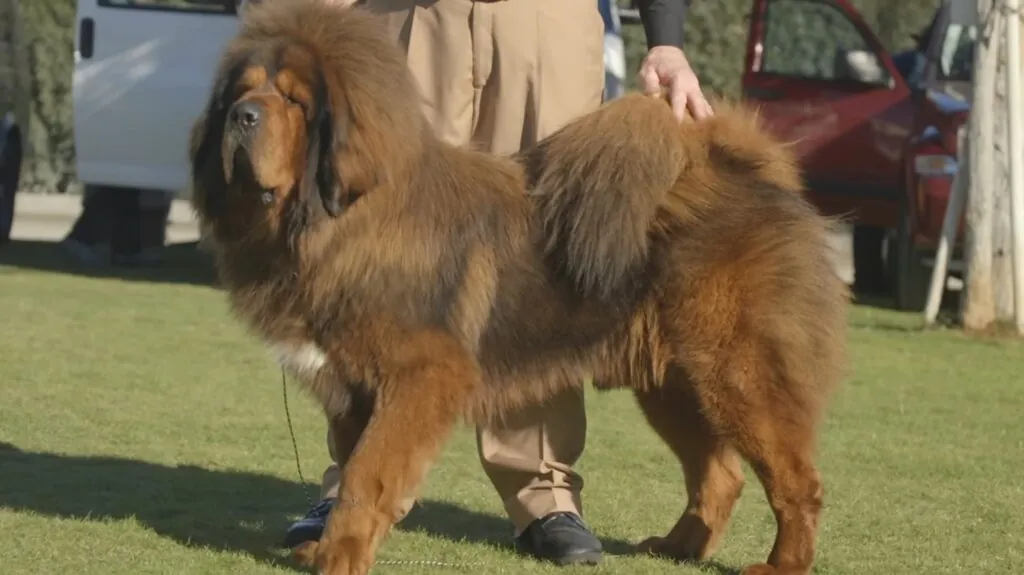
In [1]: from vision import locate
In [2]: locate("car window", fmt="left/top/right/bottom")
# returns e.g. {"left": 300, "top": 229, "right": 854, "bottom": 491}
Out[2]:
{"left": 936, "top": 23, "right": 976, "bottom": 82}
{"left": 761, "top": 0, "right": 886, "bottom": 84}
{"left": 98, "top": 0, "right": 236, "bottom": 14}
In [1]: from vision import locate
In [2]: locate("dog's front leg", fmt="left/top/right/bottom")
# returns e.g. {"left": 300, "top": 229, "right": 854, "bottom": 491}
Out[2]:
{"left": 297, "top": 330, "right": 479, "bottom": 575}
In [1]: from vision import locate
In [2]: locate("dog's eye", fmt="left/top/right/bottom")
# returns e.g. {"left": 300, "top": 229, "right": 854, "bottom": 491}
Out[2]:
{"left": 284, "top": 93, "right": 307, "bottom": 111}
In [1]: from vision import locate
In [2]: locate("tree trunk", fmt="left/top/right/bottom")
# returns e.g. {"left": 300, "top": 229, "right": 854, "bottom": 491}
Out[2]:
{"left": 962, "top": 0, "right": 1001, "bottom": 330}
{"left": 1011, "top": 3, "right": 1024, "bottom": 332}
{"left": 991, "top": 25, "right": 1015, "bottom": 322}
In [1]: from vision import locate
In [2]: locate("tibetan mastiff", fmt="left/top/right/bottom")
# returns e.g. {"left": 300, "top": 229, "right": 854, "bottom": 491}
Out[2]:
{"left": 188, "top": 1, "right": 848, "bottom": 574}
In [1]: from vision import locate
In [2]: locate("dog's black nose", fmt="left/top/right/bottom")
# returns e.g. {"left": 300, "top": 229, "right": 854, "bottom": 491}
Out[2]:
{"left": 231, "top": 101, "right": 261, "bottom": 130}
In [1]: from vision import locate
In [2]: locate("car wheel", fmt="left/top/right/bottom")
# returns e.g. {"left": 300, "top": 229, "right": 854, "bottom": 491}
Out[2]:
{"left": 0, "top": 130, "right": 23, "bottom": 246}
{"left": 0, "top": 184, "right": 10, "bottom": 244}
{"left": 892, "top": 211, "right": 930, "bottom": 311}
{"left": 853, "top": 224, "right": 888, "bottom": 294}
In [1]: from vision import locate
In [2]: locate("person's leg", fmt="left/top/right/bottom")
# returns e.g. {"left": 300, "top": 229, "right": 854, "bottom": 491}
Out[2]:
{"left": 62, "top": 184, "right": 114, "bottom": 263}
{"left": 284, "top": 0, "right": 478, "bottom": 548}
{"left": 470, "top": 0, "right": 606, "bottom": 565}
{"left": 476, "top": 388, "right": 602, "bottom": 566}
{"left": 364, "top": 0, "right": 478, "bottom": 146}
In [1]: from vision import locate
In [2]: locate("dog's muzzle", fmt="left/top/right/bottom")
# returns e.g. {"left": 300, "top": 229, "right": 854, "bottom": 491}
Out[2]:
{"left": 221, "top": 100, "right": 264, "bottom": 185}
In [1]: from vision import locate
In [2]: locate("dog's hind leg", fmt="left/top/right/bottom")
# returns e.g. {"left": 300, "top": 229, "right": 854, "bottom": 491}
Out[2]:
{"left": 295, "top": 332, "right": 478, "bottom": 575}
{"left": 728, "top": 410, "right": 823, "bottom": 575}
{"left": 633, "top": 370, "right": 745, "bottom": 563}
{"left": 695, "top": 362, "right": 826, "bottom": 575}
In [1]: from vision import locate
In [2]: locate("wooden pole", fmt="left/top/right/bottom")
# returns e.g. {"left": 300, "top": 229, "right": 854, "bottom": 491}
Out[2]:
{"left": 1005, "top": 0, "right": 1024, "bottom": 333}
{"left": 962, "top": 0, "right": 1001, "bottom": 330}
{"left": 924, "top": 128, "right": 969, "bottom": 325}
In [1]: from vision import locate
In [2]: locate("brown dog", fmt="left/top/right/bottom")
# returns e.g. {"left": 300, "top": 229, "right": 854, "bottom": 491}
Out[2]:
{"left": 188, "top": 1, "right": 848, "bottom": 574}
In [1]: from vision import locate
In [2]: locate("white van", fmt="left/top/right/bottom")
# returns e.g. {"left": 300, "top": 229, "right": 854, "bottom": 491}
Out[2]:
{"left": 72, "top": 0, "right": 242, "bottom": 195}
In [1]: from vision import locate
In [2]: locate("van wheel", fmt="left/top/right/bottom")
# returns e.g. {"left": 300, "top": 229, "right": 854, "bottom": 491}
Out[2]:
{"left": 892, "top": 212, "right": 930, "bottom": 311}
{"left": 0, "top": 183, "right": 12, "bottom": 245}
{"left": 0, "top": 130, "right": 23, "bottom": 246}
{"left": 853, "top": 224, "right": 888, "bottom": 294}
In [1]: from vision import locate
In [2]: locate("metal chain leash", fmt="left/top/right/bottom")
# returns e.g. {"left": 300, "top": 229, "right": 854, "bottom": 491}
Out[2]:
{"left": 374, "top": 559, "right": 489, "bottom": 570}
{"left": 281, "top": 369, "right": 315, "bottom": 509}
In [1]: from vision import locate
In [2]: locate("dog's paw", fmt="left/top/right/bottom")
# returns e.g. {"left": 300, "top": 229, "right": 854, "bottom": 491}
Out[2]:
{"left": 293, "top": 539, "right": 373, "bottom": 575}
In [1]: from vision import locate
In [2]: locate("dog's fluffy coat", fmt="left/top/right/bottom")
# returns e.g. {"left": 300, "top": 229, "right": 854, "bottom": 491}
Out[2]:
{"left": 188, "top": 2, "right": 848, "bottom": 574}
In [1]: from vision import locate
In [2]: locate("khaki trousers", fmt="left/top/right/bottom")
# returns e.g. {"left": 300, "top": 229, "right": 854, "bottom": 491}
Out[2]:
{"left": 319, "top": 0, "right": 606, "bottom": 535}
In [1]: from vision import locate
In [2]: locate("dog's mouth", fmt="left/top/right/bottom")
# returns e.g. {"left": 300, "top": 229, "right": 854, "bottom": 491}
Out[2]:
{"left": 221, "top": 130, "right": 241, "bottom": 185}
{"left": 231, "top": 143, "right": 256, "bottom": 182}
{"left": 220, "top": 133, "right": 277, "bottom": 205}
{"left": 221, "top": 132, "right": 265, "bottom": 188}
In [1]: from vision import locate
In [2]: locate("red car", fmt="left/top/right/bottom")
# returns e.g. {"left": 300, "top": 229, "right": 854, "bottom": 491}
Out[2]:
{"left": 743, "top": 0, "right": 973, "bottom": 309}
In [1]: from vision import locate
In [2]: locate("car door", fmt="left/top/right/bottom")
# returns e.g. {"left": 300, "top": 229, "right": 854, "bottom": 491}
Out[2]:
{"left": 742, "top": 0, "right": 915, "bottom": 228}
{"left": 73, "top": 0, "right": 240, "bottom": 193}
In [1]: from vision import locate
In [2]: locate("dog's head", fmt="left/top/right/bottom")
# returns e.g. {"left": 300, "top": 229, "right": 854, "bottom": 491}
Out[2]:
{"left": 189, "top": 0, "right": 428, "bottom": 246}
{"left": 188, "top": 41, "right": 348, "bottom": 244}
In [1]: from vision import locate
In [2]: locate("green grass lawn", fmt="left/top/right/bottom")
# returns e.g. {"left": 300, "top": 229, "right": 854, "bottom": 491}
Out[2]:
{"left": 2, "top": 239, "right": 1023, "bottom": 574}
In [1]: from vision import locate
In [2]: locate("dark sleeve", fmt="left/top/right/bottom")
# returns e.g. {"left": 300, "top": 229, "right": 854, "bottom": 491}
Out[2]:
{"left": 635, "top": 0, "right": 690, "bottom": 50}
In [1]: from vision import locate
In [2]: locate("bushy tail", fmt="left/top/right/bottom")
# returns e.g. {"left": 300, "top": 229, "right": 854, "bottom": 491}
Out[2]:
{"left": 522, "top": 92, "right": 803, "bottom": 300}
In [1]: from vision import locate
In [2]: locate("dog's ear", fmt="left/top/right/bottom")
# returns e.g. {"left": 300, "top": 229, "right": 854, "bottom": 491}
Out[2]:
{"left": 314, "top": 98, "right": 345, "bottom": 218}
{"left": 189, "top": 60, "right": 244, "bottom": 219}
{"left": 314, "top": 95, "right": 379, "bottom": 216}
{"left": 287, "top": 94, "right": 332, "bottom": 241}
{"left": 286, "top": 78, "right": 361, "bottom": 242}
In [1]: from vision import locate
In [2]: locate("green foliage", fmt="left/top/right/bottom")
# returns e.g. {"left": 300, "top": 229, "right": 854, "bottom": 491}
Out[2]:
{"left": 851, "top": 0, "right": 942, "bottom": 53}
{"left": 21, "top": 0, "right": 77, "bottom": 194}
{"left": 760, "top": 0, "right": 871, "bottom": 79}
{"left": 620, "top": 0, "right": 941, "bottom": 98}
{"left": 0, "top": 0, "right": 31, "bottom": 131}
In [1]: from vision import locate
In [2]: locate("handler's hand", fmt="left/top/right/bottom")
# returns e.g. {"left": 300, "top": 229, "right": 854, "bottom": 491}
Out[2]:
{"left": 637, "top": 46, "right": 713, "bottom": 122}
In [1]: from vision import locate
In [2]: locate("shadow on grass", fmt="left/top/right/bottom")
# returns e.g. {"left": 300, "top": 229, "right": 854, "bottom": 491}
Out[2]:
{"left": 0, "top": 442, "right": 308, "bottom": 570}
{"left": 0, "top": 239, "right": 217, "bottom": 287}
{"left": 850, "top": 284, "right": 962, "bottom": 315}
{"left": 1, "top": 443, "right": 731, "bottom": 572}
{"left": 849, "top": 290, "right": 901, "bottom": 312}
{"left": 848, "top": 297, "right": 963, "bottom": 334}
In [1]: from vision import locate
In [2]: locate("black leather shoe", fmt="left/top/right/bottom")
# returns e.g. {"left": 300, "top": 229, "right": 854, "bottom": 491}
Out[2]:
{"left": 283, "top": 497, "right": 335, "bottom": 548}
{"left": 515, "top": 512, "right": 603, "bottom": 566}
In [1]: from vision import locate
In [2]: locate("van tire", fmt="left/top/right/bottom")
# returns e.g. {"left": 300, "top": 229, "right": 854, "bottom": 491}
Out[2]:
{"left": 0, "top": 127, "right": 23, "bottom": 246}
{"left": 853, "top": 224, "right": 888, "bottom": 294}
{"left": 892, "top": 211, "right": 930, "bottom": 311}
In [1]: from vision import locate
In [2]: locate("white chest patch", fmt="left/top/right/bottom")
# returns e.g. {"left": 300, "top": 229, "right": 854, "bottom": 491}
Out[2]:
{"left": 268, "top": 340, "right": 329, "bottom": 378}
